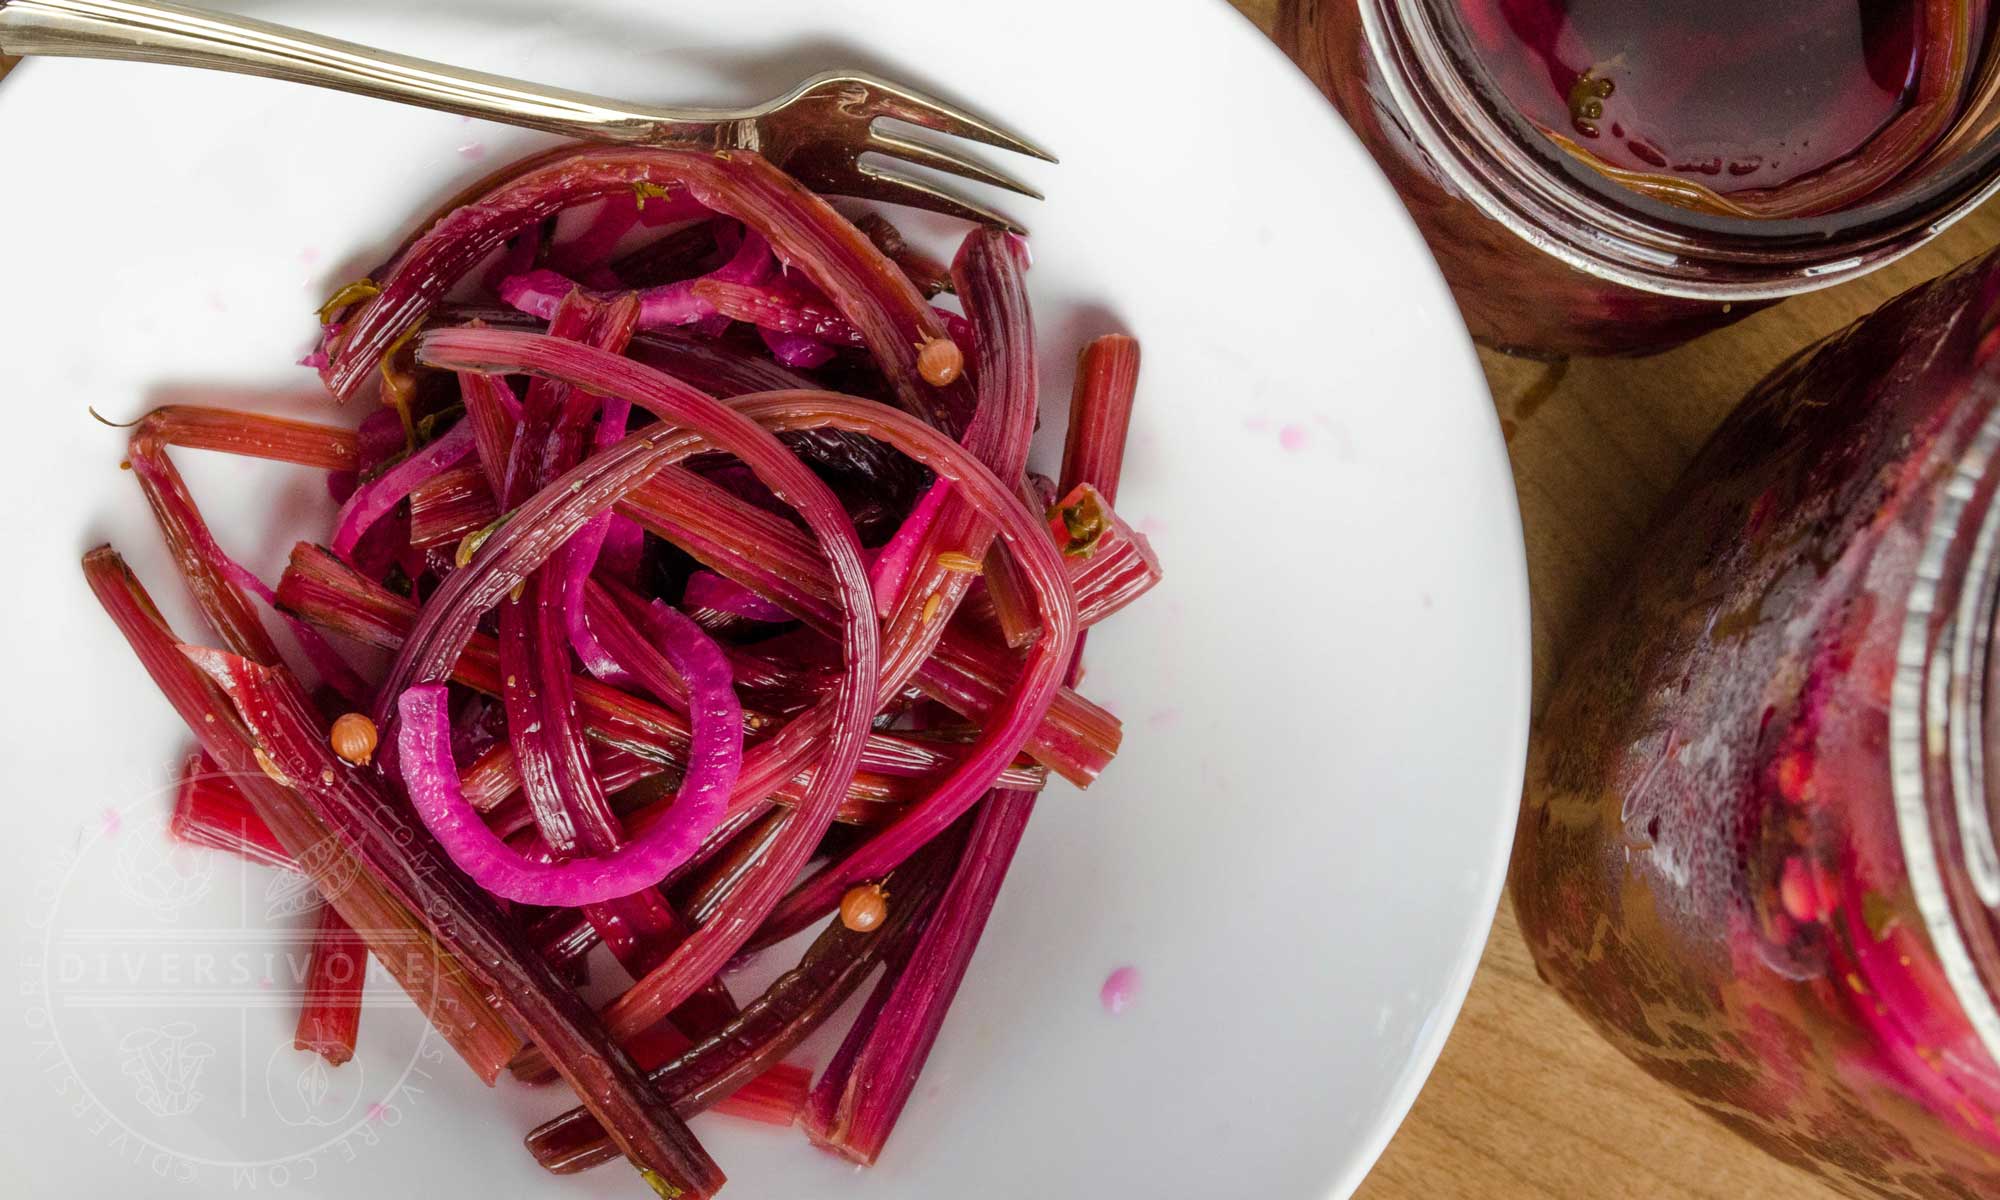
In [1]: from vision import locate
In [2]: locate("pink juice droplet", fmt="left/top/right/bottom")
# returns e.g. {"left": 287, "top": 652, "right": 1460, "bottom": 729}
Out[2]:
{"left": 1278, "top": 423, "right": 1309, "bottom": 453}
{"left": 99, "top": 808, "right": 122, "bottom": 837}
{"left": 1100, "top": 965, "right": 1140, "bottom": 1015}
{"left": 365, "top": 1101, "right": 388, "bottom": 1122}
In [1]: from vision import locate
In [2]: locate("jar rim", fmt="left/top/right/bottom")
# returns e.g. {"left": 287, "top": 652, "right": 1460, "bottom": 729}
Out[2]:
{"left": 1366, "top": 0, "right": 2000, "bottom": 299}
{"left": 1892, "top": 384, "right": 2000, "bottom": 1069}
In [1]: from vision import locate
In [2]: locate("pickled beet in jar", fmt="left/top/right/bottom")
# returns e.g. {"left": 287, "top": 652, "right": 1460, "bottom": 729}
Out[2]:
{"left": 1515, "top": 249, "right": 2000, "bottom": 1197}
{"left": 1278, "top": 0, "right": 2000, "bottom": 356}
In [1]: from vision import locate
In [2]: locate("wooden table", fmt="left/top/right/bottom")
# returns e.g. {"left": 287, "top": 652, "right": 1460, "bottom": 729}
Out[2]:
{"left": 11, "top": 12, "right": 1994, "bottom": 1193}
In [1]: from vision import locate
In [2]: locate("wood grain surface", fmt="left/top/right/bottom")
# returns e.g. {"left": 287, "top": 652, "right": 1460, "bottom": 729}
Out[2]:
{"left": 10, "top": 9, "right": 1993, "bottom": 1194}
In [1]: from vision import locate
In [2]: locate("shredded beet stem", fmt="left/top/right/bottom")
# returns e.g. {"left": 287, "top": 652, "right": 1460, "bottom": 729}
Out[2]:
{"left": 451, "top": 290, "right": 744, "bottom": 1039}
{"left": 83, "top": 551, "right": 523, "bottom": 1084}
{"left": 950, "top": 234, "right": 1044, "bottom": 651}
{"left": 170, "top": 753, "right": 618, "bottom": 983}
{"left": 408, "top": 463, "right": 498, "bottom": 548}
{"left": 606, "top": 454, "right": 1125, "bottom": 785}
{"left": 133, "top": 404, "right": 358, "bottom": 470}
{"left": 809, "top": 322, "right": 1144, "bottom": 1164}
{"left": 295, "top": 903, "right": 367, "bottom": 1067}
{"left": 319, "top": 148, "right": 972, "bottom": 433}
{"left": 805, "top": 790, "right": 1033, "bottom": 1162}
{"left": 172, "top": 753, "right": 297, "bottom": 870}
{"left": 89, "top": 140, "right": 1160, "bottom": 1190}
{"left": 524, "top": 832, "right": 965, "bottom": 1173}
{"left": 127, "top": 421, "right": 361, "bottom": 698}
{"left": 745, "top": 229, "right": 1054, "bottom": 946}
{"left": 1061, "top": 335, "right": 1142, "bottom": 506}
{"left": 413, "top": 334, "right": 1077, "bottom": 954}
{"left": 274, "top": 544, "right": 1047, "bottom": 800}
{"left": 485, "top": 294, "right": 710, "bottom": 977}
{"left": 856, "top": 212, "right": 954, "bottom": 298}
{"left": 186, "top": 647, "right": 726, "bottom": 1199}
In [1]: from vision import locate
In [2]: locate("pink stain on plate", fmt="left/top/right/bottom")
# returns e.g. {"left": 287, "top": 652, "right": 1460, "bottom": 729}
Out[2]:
{"left": 98, "top": 808, "right": 122, "bottom": 837}
{"left": 299, "top": 246, "right": 322, "bottom": 267}
{"left": 1278, "top": 423, "right": 1310, "bottom": 452}
{"left": 458, "top": 142, "right": 489, "bottom": 161}
{"left": 1100, "top": 966, "right": 1141, "bottom": 1015}
{"left": 1137, "top": 515, "right": 1167, "bottom": 538}
{"left": 1243, "top": 415, "right": 1271, "bottom": 433}
{"left": 366, "top": 1101, "right": 389, "bottom": 1123}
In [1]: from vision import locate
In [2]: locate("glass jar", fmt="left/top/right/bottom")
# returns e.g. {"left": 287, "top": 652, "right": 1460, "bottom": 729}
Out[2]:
{"left": 1275, "top": 0, "right": 2000, "bottom": 358}
{"left": 1514, "top": 248, "right": 2000, "bottom": 1198}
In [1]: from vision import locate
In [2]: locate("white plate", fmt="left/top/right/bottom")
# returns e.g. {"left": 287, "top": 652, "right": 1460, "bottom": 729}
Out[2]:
{"left": 0, "top": 1, "right": 1529, "bottom": 1196}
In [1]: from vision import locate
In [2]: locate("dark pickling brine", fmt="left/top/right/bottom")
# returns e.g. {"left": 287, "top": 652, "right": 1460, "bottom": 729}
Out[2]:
{"left": 1453, "top": 0, "right": 1997, "bottom": 214}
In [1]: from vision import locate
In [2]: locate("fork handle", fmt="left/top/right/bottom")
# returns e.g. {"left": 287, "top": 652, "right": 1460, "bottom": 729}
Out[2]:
{"left": 0, "top": 0, "right": 742, "bottom": 145}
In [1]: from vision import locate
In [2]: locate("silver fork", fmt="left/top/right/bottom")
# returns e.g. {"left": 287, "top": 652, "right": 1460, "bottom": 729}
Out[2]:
{"left": 0, "top": 0, "right": 1053, "bottom": 231}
